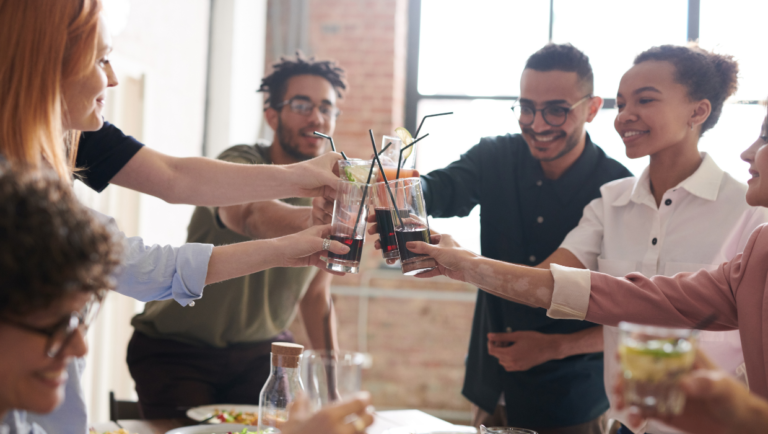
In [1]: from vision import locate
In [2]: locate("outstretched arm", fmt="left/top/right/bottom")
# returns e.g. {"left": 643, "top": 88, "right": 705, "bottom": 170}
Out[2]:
{"left": 204, "top": 224, "right": 349, "bottom": 285}
{"left": 408, "top": 229, "right": 745, "bottom": 332}
{"left": 407, "top": 234, "right": 555, "bottom": 309}
{"left": 220, "top": 197, "right": 331, "bottom": 239}
{"left": 110, "top": 147, "right": 342, "bottom": 205}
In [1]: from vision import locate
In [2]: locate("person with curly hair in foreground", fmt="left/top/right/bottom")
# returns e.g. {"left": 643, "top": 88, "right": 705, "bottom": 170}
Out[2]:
{"left": 0, "top": 164, "right": 122, "bottom": 433}
{"left": 0, "top": 164, "right": 375, "bottom": 434}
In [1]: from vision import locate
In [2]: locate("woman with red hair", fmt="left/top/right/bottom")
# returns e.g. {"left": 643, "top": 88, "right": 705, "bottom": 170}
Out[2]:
{"left": 0, "top": 1, "right": 372, "bottom": 433}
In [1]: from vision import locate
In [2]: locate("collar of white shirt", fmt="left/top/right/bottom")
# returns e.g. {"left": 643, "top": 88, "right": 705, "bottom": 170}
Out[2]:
{"left": 611, "top": 152, "right": 724, "bottom": 207}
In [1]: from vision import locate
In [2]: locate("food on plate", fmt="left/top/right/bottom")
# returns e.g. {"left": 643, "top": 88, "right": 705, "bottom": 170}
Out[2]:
{"left": 212, "top": 409, "right": 258, "bottom": 425}
{"left": 225, "top": 428, "right": 271, "bottom": 434}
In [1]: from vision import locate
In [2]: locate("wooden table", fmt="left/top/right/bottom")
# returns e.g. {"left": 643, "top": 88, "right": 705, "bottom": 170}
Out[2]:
{"left": 91, "top": 409, "right": 460, "bottom": 434}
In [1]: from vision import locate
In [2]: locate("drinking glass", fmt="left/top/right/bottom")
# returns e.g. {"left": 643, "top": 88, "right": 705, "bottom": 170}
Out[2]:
{"left": 372, "top": 181, "right": 400, "bottom": 260}
{"left": 619, "top": 322, "right": 698, "bottom": 416}
{"left": 326, "top": 180, "right": 368, "bottom": 274}
{"left": 379, "top": 135, "right": 404, "bottom": 165}
{"left": 386, "top": 178, "right": 437, "bottom": 275}
{"left": 377, "top": 135, "right": 417, "bottom": 182}
{"left": 301, "top": 350, "right": 369, "bottom": 413}
{"left": 338, "top": 158, "right": 375, "bottom": 183}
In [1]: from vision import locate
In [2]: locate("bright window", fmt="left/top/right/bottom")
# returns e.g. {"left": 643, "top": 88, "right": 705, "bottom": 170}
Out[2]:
{"left": 413, "top": 1, "right": 766, "bottom": 254}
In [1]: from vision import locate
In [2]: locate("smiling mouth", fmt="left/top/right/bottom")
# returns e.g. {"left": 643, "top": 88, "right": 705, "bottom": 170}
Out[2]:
{"left": 301, "top": 131, "right": 323, "bottom": 140}
{"left": 623, "top": 130, "right": 649, "bottom": 138}
{"left": 750, "top": 170, "right": 760, "bottom": 178}
{"left": 525, "top": 131, "right": 564, "bottom": 143}
{"left": 35, "top": 368, "right": 68, "bottom": 387}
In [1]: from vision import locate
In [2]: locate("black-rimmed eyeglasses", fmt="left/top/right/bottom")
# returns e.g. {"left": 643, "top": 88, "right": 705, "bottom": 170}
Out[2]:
{"left": 0, "top": 293, "right": 103, "bottom": 358}
{"left": 276, "top": 97, "right": 340, "bottom": 119}
{"left": 511, "top": 95, "right": 592, "bottom": 127}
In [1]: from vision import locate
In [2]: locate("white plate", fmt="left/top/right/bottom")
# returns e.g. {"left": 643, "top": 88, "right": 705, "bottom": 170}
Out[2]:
{"left": 186, "top": 404, "right": 259, "bottom": 424}
{"left": 164, "top": 423, "right": 251, "bottom": 434}
{"left": 382, "top": 425, "right": 477, "bottom": 434}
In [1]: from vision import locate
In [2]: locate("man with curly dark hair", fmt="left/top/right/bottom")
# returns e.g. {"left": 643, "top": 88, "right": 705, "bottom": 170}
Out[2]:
{"left": 0, "top": 164, "right": 122, "bottom": 432}
{"left": 127, "top": 52, "right": 348, "bottom": 418}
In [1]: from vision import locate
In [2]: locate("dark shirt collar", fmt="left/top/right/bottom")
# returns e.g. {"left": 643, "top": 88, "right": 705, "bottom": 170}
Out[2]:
{"left": 522, "top": 133, "right": 600, "bottom": 204}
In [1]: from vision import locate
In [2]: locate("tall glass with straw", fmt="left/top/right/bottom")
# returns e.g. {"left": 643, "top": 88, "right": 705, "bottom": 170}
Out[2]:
{"left": 387, "top": 177, "right": 437, "bottom": 275}
{"left": 326, "top": 179, "right": 369, "bottom": 274}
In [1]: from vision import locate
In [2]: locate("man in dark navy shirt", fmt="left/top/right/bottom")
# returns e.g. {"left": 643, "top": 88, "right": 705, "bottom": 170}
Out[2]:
{"left": 420, "top": 45, "right": 632, "bottom": 433}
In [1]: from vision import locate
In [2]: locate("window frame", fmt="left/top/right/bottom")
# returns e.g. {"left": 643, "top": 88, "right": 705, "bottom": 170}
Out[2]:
{"left": 404, "top": 0, "right": 706, "bottom": 132}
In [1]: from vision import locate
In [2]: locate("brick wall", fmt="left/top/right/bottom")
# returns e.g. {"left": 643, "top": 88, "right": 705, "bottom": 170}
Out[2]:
{"left": 267, "top": 0, "right": 476, "bottom": 422}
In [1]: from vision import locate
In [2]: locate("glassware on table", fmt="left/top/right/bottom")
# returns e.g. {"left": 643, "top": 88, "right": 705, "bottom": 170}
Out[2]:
{"left": 301, "top": 350, "right": 368, "bottom": 413}
{"left": 338, "top": 158, "right": 375, "bottom": 183}
{"left": 372, "top": 181, "right": 400, "bottom": 260}
{"left": 618, "top": 322, "right": 698, "bottom": 416}
{"left": 258, "top": 342, "right": 305, "bottom": 432}
{"left": 326, "top": 180, "right": 369, "bottom": 274}
{"left": 379, "top": 135, "right": 405, "bottom": 166}
{"left": 386, "top": 178, "right": 437, "bottom": 275}
{"left": 376, "top": 135, "right": 417, "bottom": 182}
{"left": 480, "top": 427, "right": 538, "bottom": 434}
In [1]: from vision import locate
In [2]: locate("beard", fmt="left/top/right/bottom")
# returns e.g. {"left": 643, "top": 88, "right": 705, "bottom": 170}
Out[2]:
{"left": 522, "top": 123, "right": 583, "bottom": 162}
{"left": 276, "top": 116, "right": 315, "bottom": 162}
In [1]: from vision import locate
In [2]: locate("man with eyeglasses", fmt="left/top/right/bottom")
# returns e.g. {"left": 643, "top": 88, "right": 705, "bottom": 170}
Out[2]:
{"left": 419, "top": 44, "right": 632, "bottom": 433}
{"left": 126, "top": 53, "right": 347, "bottom": 418}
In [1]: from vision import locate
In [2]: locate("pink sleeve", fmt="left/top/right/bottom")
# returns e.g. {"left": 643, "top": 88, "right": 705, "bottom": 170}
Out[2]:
{"left": 584, "top": 225, "right": 767, "bottom": 331}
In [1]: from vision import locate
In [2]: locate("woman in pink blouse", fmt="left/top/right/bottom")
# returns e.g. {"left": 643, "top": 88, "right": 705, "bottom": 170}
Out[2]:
{"left": 407, "top": 110, "right": 768, "bottom": 432}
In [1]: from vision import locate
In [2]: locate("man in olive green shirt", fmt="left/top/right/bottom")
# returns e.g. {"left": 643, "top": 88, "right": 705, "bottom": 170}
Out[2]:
{"left": 127, "top": 54, "right": 348, "bottom": 418}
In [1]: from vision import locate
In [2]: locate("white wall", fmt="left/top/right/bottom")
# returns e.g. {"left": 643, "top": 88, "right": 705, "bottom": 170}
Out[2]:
{"left": 205, "top": 0, "right": 268, "bottom": 158}
{"left": 82, "top": 0, "right": 211, "bottom": 423}
{"left": 78, "top": 0, "right": 270, "bottom": 423}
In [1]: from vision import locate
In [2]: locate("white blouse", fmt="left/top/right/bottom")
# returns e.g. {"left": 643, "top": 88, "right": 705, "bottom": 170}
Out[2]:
{"left": 558, "top": 153, "right": 768, "bottom": 434}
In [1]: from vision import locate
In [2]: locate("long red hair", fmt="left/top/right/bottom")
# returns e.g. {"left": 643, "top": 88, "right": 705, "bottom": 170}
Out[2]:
{"left": 0, "top": 0, "right": 101, "bottom": 180}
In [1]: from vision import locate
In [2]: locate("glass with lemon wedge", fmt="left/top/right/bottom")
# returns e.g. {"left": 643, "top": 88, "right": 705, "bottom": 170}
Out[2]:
{"left": 619, "top": 322, "right": 698, "bottom": 416}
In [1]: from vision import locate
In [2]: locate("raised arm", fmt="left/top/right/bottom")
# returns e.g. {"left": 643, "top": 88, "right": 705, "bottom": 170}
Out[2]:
{"left": 204, "top": 224, "right": 348, "bottom": 285}
{"left": 110, "top": 147, "right": 342, "bottom": 205}
{"left": 407, "top": 234, "right": 555, "bottom": 309}
{"left": 408, "top": 225, "right": 753, "bottom": 333}
{"left": 218, "top": 201, "right": 312, "bottom": 239}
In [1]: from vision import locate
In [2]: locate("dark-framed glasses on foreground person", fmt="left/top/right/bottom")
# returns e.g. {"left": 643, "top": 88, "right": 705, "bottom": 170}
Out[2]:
{"left": 0, "top": 291, "right": 104, "bottom": 358}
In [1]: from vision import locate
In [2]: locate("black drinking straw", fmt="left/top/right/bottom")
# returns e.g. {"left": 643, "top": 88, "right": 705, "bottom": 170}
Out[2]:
{"left": 369, "top": 130, "right": 405, "bottom": 227}
{"left": 396, "top": 133, "right": 429, "bottom": 180}
{"left": 350, "top": 159, "right": 376, "bottom": 236}
{"left": 414, "top": 111, "right": 453, "bottom": 137}
{"left": 314, "top": 131, "right": 348, "bottom": 160}
{"left": 379, "top": 141, "right": 393, "bottom": 156}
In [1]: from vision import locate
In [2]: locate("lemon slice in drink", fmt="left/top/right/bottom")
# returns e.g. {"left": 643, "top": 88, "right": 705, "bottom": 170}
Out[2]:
{"left": 343, "top": 165, "right": 371, "bottom": 183}
{"left": 619, "top": 342, "right": 695, "bottom": 383}
{"left": 395, "top": 127, "right": 415, "bottom": 160}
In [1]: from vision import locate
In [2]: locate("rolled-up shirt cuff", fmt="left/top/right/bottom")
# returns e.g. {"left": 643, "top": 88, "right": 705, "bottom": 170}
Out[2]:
{"left": 172, "top": 243, "right": 213, "bottom": 306}
{"left": 547, "top": 263, "right": 591, "bottom": 320}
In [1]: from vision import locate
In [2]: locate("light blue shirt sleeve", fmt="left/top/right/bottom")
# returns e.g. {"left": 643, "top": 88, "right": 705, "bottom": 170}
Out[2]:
{"left": 92, "top": 209, "right": 214, "bottom": 306}
{"left": 116, "top": 236, "right": 213, "bottom": 306}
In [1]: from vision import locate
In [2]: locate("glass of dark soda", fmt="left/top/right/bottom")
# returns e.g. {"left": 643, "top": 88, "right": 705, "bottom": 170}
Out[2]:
{"left": 326, "top": 179, "right": 369, "bottom": 274}
{"left": 372, "top": 181, "right": 401, "bottom": 260}
{"left": 388, "top": 178, "right": 437, "bottom": 275}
